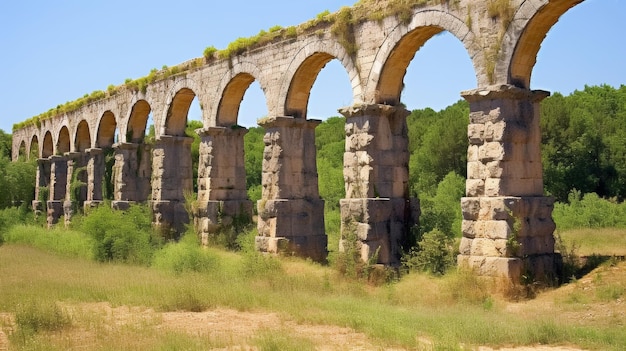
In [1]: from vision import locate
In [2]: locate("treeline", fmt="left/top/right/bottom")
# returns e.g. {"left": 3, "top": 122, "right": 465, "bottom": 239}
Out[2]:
{"left": 0, "top": 130, "right": 36, "bottom": 209}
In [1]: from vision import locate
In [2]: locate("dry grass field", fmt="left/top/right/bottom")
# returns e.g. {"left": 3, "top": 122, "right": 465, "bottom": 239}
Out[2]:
{"left": 0, "top": 227, "right": 625, "bottom": 350}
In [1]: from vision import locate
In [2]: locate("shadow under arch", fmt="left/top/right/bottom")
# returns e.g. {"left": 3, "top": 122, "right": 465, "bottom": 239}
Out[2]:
{"left": 57, "top": 126, "right": 70, "bottom": 155}
{"left": 126, "top": 100, "right": 152, "bottom": 143}
{"left": 75, "top": 120, "right": 91, "bottom": 152}
{"left": 42, "top": 131, "right": 53, "bottom": 158}
{"left": 164, "top": 88, "right": 196, "bottom": 137}
{"left": 96, "top": 111, "right": 117, "bottom": 148}
{"left": 29, "top": 134, "right": 39, "bottom": 160}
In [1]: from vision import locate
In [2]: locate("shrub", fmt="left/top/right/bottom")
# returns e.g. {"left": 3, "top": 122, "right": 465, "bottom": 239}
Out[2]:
{"left": 403, "top": 229, "right": 455, "bottom": 275}
{"left": 553, "top": 190, "right": 626, "bottom": 230}
{"left": 80, "top": 204, "right": 160, "bottom": 265}
{"left": 14, "top": 301, "right": 72, "bottom": 335}
{"left": 152, "top": 233, "right": 219, "bottom": 274}
{"left": 203, "top": 45, "right": 218, "bottom": 59}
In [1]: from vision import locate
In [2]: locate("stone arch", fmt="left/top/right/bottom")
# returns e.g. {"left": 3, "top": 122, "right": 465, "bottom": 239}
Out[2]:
{"left": 162, "top": 78, "right": 201, "bottom": 137}
{"left": 75, "top": 120, "right": 92, "bottom": 152}
{"left": 30, "top": 135, "right": 39, "bottom": 159}
{"left": 213, "top": 61, "right": 265, "bottom": 127}
{"left": 96, "top": 111, "right": 117, "bottom": 148}
{"left": 370, "top": 9, "right": 479, "bottom": 105}
{"left": 499, "top": 0, "right": 583, "bottom": 88}
{"left": 278, "top": 38, "right": 359, "bottom": 119}
{"left": 126, "top": 100, "right": 152, "bottom": 143}
{"left": 57, "top": 126, "right": 71, "bottom": 155}
{"left": 42, "top": 131, "right": 53, "bottom": 158}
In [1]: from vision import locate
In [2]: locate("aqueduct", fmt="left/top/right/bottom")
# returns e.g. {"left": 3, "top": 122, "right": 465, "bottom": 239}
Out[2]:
{"left": 11, "top": 0, "right": 585, "bottom": 282}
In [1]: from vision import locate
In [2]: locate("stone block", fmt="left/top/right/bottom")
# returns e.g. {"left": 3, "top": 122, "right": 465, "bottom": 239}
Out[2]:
{"left": 482, "top": 220, "right": 511, "bottom": 240}
{"left": 479, "top": 142, "right": 505, "bottom": 162}
{"left": 467, "top": 145, "right": 480, "bottom": 162}
{"left": 457, "top": 255, "right": 523, "bottom": 281}
{"left": 466, "top": 179, "right": 485, "bottom": 197}
{"left": 461, "top": 197, "right": 480, "bottom": 220}
{"left": 459, "top": 237, "right": 473, "bottom": 255}
{"left": 468, "top": 123, "right": 484, "bottom": 145}
{"left": 478, "top": 197, "right": 512, "bottom": 221}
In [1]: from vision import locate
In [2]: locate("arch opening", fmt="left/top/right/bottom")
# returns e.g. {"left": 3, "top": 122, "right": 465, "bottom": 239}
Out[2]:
{"left": 380, "top": 27, "right": 474, "bottom": 244}
{"left": 75, "top": 120, "right": 91, "bottom": 152}
{"left": 42, "top": 132, "right": 53, "bottom": 158}
{"left": 165, "top": 88, "right": 196, "bottom": 137}
{"left": 127, "top": 100, "right": 152, "bottom": 143}
{"left": 524, "top": 1, "right": 626, "bottom": 203}
{"left": 217, "top": 73, "right": 256, "bottom": 127}
{"left": 30, "top": 135, "right": 39, "bottom": 159}
{"left": 308, "top": 58, "right": 353, "bottom": 255}
{"left": 97, "top": 111, "right": 117, "bottom": 148}
{"left": 508, "top": 0, "right": 583, "bottom": 89}
{"left": 285, "top": 52, "right": 336, "bottom": 119}
{"left": 18, "top": 140, "right": 27, "bottom": 160}
{"left": 57, "top": 127, "right": 70, "bottom": 155}
{"left": 376, "top": 25, "right": 444, "bottom": 105}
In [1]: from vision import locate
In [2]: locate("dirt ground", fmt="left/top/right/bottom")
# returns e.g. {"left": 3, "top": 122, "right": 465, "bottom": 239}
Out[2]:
{"left": 0, "top": 302, "right": 589, "bottom": 351}
{"left": 5, "top": 264, "right": 625, "bottom": 350}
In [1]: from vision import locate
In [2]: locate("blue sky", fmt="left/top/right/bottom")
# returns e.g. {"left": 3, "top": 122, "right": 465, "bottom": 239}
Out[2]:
{"left": 0, "top": 0, "right": 624, "bottom": 133}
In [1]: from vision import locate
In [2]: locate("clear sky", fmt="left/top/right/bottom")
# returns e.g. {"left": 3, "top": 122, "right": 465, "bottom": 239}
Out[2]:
{"left": 0, "top": 0, "right": 624, "bottom": 133}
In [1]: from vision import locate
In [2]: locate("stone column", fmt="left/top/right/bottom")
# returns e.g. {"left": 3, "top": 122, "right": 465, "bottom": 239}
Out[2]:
{"left": 151, "top": 135, "right": 193, "bottom": 236}
{"left": 195, "top": 127, "right": 253, "bottom": 244}
{"left": 255, "top": 116, "right": 327, "bottom": 262}
{"left": 47, "top": 155, "right": 68, "bottom": 227}
{"left": 64, "top": 152, "right": 87, "bottom": 227}
{"left": 84, "top": 148, "right": 104, "bottom": 210}
{"left": 112, "top": 142, "right": 152, "bottom": 210}
{"left": 338, "top": 104, "right": 418, "bottom": 266}
{"left": 32, "top": 158, "right": 51, "bottom": 215}
{"left": 458, "top": 84, "right": 557, "bottom": 283}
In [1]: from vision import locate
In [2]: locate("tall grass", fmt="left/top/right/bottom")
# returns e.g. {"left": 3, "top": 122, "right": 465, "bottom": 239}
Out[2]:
{"left": 2, "top": 244, "right": 625, "bottom": 350}
{"left": 4, "top": 224, "right": 93, "bottom": 259}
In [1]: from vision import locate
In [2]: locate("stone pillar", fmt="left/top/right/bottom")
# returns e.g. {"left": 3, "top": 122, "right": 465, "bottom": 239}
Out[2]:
{"left": 151, "top": 135, "right": 193, "bottom": 236}
{"left": 112, "top": 142, "right": 152, "bottom": 210}
{"left": 458, "top": 85, "right": 557, "bottom": 283}
{"left": 255, "top": 116, "right": 327, "bottom": 262}
{"left": 195, "top": 127, "right": 253, "bottom": 244}
{"left": 84, "top": 148, "right": 104, "bottom": 210}
{"left": 338, "top": 104, "right": 418, "bottom": 266}
{"left": 32, "top": 158, "right": 51, "bottom": 215}
{"left": 64, "top": 152, "right": 88, "bottom": 226}
{"left": 47, "top": 155, "right": 68, "bottom": 227}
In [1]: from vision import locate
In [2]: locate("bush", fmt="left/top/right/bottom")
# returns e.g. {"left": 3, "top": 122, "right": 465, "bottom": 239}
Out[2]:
{"left": 403, "top": 229, "right": 455, "bottom": 275}
{"left": 80, "top": 204, "right": 160, "bottom": 265}
{"left": 14, "top": 301, "right": 72, "bottom": 335}
{"left": 152, "top": 233, "right": 219, "bottom": 274}
{"left": 0, "top": 204, "right": 34, "bottom": 234}
{"left": 553, "top": 190, "right": 626, "bottom": 230}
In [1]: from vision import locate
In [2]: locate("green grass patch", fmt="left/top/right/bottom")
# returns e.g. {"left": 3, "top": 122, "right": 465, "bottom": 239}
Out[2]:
{"left": 558, "top": 228, "right": 626, "bottom": 256}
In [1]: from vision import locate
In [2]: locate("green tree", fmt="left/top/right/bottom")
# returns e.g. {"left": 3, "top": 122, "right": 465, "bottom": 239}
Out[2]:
{"left": 0, "top": 130, "right": 11, "bottom": 159}
{"left": 407, "top": 100, "right": 468, "bottom": 197}
{"left": 244, "top": 126, "right": 265, "bottom": 203}
{"left": 185, "top": 120, "right": 203, "bottom": 193}
{"left": 541, "top": 84, "right": 626, "bottom": 201}
{"left": 0, "top": 155, "right": 36, "bottom": 209}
